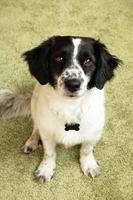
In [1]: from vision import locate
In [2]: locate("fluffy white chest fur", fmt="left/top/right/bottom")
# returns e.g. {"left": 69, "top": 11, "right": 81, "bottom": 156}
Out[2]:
{"left": 31, "top": 83, "right": 105, "bottom": 147}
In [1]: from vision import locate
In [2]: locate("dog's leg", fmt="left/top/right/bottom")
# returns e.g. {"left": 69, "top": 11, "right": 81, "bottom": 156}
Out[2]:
{"left": 80, "top": 143, "right": 101, "bottom": 178}
{"left": 23, "top": 125, "right": 40, "bottom": 154}
{"left": 34, "top": 136, "right": 56, "bottom": 182}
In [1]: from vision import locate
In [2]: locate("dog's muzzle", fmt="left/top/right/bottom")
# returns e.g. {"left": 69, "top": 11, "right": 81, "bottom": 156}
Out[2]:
{"left": 64, "top": 78, "right": 81, "bottom": 92}
{"left": 58, "top": 66, "right": 87, "bottom": 97}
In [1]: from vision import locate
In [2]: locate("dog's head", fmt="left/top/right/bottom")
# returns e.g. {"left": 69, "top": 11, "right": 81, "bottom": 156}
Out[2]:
{"left": 23, "top": 36, "right": 121, "bottom": 97}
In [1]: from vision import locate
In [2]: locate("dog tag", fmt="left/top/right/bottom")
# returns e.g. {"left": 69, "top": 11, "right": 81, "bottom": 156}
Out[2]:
{"left": 65, "top": 123, "right": 80, "bottom": 131}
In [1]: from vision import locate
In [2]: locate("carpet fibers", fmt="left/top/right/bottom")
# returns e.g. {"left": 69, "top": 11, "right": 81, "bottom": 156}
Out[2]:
{"left": 0, "top": 0, "right": 132, "bottom": 200}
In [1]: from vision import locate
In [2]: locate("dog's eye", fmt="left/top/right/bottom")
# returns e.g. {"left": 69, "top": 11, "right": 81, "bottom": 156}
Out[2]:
{"left": 55, "top": 57, "right": 63, "bottom": 63}
{"left": 83, "top": 58, "right": 91, "bottom": 65}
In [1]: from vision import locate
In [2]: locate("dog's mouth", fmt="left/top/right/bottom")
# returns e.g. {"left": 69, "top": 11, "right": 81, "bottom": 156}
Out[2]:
{"left": 62, "top": 89, "right": 86, "bottom": 98}
{"left": 63, "top": 92, "right": 79, "bottom": 98}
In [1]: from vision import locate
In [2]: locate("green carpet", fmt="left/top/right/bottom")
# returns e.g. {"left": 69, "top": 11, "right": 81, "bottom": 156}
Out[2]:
{"left": 0, "top": 0, "right": 132, "bottom": 199}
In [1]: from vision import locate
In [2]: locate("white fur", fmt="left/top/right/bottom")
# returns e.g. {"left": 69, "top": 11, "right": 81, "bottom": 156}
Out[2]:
{"left": 31, "top": 82, "right": 105, "bottom": 147}
{"left": 72, "top": 38, "right": 81, "bottom": 61}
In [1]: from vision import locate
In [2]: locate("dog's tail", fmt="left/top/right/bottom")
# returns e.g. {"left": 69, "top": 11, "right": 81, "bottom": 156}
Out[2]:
{"left": 0, "top": 89, "right": 31, "bottom": 119}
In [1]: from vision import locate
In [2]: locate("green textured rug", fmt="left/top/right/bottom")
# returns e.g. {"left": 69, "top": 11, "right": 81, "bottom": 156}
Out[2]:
{"left": 0, "top": 0, "right": 132, "bottom": 200}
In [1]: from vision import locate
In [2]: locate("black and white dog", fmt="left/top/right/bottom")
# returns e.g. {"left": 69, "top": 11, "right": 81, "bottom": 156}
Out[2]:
{"left": 0, "top": 36, "right": 121, "bottom": 182}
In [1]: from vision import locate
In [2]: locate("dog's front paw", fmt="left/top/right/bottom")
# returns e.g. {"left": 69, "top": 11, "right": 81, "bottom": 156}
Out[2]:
{"left": 81, "top": 162, "right": 101, "bottom": 178}
{"left": 34, "top": 163, "right": 55, "bottom": 182}
{"left": 85, "top": 164, "right": 101, "bottom": 178}
{"left": 80, "top": 152, "right": 101, "bottom": 178}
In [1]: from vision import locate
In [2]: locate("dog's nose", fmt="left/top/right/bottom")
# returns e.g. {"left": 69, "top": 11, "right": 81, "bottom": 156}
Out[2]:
{"left": 65, "top": 79, "right": 81, "bottom": 92}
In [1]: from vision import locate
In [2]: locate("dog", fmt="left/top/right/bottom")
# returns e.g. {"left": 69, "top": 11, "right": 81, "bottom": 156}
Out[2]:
{"left": 0, "top": 36, "right": 121, "bottom": 182}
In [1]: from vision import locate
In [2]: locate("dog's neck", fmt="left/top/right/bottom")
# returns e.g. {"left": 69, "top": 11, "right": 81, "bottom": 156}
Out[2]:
{"left": 41, "top": 83, "right": 84, "bottom": 124}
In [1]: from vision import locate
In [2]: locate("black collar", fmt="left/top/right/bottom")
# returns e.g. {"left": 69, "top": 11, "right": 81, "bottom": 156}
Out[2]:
{"left": 65, "top": 123, "right": 80, "bottom": 131}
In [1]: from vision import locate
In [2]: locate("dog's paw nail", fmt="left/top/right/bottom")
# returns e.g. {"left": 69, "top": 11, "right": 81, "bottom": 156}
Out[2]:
{"left": 34, "top": 170, "right": 40, "bottom": 176}
{"left": 39, "top": 176, "right": 46, "bottom": 183}
{"left": 34, "top": 169, "right": 54, "bottom": 182}
{"left": 34, "top": 174, "right": 46, "bottom": 183}
{"left": 27, "top": 147, "right": 33, "bottom": 153}
{"left": 38, "top": 139, "right": 42, "bottom": 145}
{"left": 82, "top": 162, "right": 101, "bottom": 178}
{"left": 88, "top": 165, "right": 101, "bottom": 178}
{"left": 22, "top": 146, "right": 33, "bottom": 154}
{"left": 34, "top": 170, "right": 45, "bottom": 182}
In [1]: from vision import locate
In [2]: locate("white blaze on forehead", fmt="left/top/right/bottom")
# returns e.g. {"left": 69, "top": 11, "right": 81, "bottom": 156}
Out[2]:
{"left": 71, "top": 38, "right": 90, "bottom": 86}
{"left": 71, "top": 38, "right": 85, "bottom": 78}
{"left": 72, "top": 38, "right": 81, "bottom": 62}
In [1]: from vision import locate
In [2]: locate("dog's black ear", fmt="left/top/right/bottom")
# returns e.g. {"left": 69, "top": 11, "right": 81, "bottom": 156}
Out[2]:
{"left": 22, "top": 39, "right": 51, "bottom": 85}
{"left": 93, "top": 40, "right": 122, "bottom": 89}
